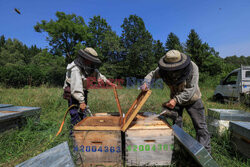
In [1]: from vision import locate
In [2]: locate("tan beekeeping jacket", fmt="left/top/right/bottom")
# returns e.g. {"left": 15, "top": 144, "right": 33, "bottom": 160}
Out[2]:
{"left": 63, "top": 61, "right": 108, "bottom": 103}
{"left": 144, "top": 61, "right": 201, "bottom": 105}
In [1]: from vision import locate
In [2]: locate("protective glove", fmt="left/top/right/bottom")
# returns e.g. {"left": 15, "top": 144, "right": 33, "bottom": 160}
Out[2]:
{"left": 162, "top": 98, "right": 177, "bottom": 109}
{"left": 140, "top": 82, "right": 149, "bottom": 91}
{"left": 106, "top": 80, "right": 117, "bottom": 88}
{"left": 80, "top": 102, "right": 86, "bottom": 111}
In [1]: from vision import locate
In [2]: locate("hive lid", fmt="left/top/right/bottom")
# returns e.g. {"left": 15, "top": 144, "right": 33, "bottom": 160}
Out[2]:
{"left": 208, "top": 108, "right": 250, "bottom": 121}
{"left": 121, "top": 90, "right": 152, "bottom": 132}
{"left": 0, "top": 104, "right": 13, "bottom": 108}
{"left": 0, "top": 106, "right": 41, "bottom": 122}
{"left": 229, "top": 121, "right": 250, "bottom": 139}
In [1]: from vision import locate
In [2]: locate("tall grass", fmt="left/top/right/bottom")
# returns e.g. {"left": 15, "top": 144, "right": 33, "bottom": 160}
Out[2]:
{"left": 0, "top": 86, "right": 249, "bottom": 166}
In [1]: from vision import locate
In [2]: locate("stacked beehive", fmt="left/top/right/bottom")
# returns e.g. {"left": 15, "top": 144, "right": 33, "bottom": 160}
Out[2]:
{"left": 229, "top": 121, "right": 250, "bottom": 158}
{"left": 207, "top": 108, "right": 250, "bottom": 135}
{"left": 73, "top": 90, "right": 174, "bottom": 167}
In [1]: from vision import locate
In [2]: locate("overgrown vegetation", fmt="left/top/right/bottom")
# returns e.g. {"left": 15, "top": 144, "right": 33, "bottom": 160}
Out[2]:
{"left": 0, "top": 86, "right": 249, "bottom": 166}
{"left": 0, "top": 12, "right": 249, "bottom": 87}
{"left": 0, "top": 11, "right": 250, "bottom": 166}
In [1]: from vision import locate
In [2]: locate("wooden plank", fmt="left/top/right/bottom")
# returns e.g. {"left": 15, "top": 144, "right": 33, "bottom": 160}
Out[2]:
{"left": 74, "top": 116, "right": 121, "bottom": 131}
{"left": 74, "top": 126, "right": 121, "bottom": 131}
{"left": 94, "top": 113, "right": 110, "bottom": 116}
{"left": 113, "top": 87, "right": 123, "bottom": 125}
{"left": 126, "top": 125, "right": 172, "bottom": 131}
{"left": 73, "top": 131, "right": 122, "bottom": 166}
{"left": 122, "top": 90, "right": 152, "bottom": 132}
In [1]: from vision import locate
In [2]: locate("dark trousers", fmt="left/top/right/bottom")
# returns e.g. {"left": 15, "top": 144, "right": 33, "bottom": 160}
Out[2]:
{"left": 68, "top": 90, "right": 88, "bottom": 125}
{"left": 173, "top": 99, "right": 211, "bottom": 153}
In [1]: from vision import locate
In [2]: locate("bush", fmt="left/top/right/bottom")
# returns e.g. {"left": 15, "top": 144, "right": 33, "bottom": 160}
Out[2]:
{"left": 0, "top": 64, "right": 65, "bottom": 88}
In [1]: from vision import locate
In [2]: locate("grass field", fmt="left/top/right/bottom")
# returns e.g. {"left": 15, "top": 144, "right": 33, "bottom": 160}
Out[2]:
{"left": 0, "top": 85, "right": 249, "bottom": 166}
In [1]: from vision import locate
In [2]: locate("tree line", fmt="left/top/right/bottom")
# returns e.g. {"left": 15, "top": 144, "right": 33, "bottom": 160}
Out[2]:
{"left": 0, "top": 11, "right": 249, "bottom": 87}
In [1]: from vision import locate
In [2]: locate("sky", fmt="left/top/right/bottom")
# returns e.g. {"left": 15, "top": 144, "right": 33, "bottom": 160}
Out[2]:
{"left": 0, "top": 0, "right": 250, "bottom": 58}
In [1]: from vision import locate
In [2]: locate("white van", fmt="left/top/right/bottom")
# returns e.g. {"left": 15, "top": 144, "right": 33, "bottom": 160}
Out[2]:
{"left": 214, "top": 65, "right": 250, "bottom": 104}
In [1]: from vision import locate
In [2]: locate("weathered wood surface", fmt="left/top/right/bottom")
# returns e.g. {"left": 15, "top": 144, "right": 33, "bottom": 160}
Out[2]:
{"left": 128, "top": 114, "right": 172, "bottom": 130}
{"left": 113, "top": 87, "right": 123, "bottom": 124}
{"left": 125, "top": 116, "right": 173, "bottom": 166}
{"left": 73, "top": 130, "right": 122, "bottom": 167}
{"left": 0, "top": 104, "right": 13, "bottom": 108}
{"left": 126, "top": 130, "right": 174, "bottom": 166}
{"left": 208, "top": 108, "right": 250, "bottom": 121}
{"left": 16, "top": 141, "right": 75, "bottom": 167}
{"left": 73, "top": 116, "right": 121, "bottom": 131}
{"left": 122, "top": 90, "right": 152, "bottom": 132}
{"left": 172, "top": 125, "right": 218, "bottom": 167}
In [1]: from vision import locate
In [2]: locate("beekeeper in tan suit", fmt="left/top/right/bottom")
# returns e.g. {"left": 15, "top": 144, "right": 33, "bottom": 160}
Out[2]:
{"left": 141, "top": 50, "right": 211, "bottom": 153}
{"left": 63, "top": 47, "right": 116, "bottom": 125}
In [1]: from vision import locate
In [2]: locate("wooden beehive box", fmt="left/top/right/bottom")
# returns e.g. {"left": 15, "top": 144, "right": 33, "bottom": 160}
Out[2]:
{"left": 73, "top": 114, "right": 123, "bottom": 167}
{"left": 118, "top": 90, "right": 173, "bottom": 166}
{"left": 123, "top": 104, "right": 174, "bottom": 167}
{"left": 73, "top": 88, "right": 125, "bottom": 167}
{"left": 125, "top": 115, "right": 174, "bottom": 166}
{"left": 73, "top": 89, "right": 173, "bottom": 166}
{"left": 73, "top": 90, "right": 153, "bottom": 167}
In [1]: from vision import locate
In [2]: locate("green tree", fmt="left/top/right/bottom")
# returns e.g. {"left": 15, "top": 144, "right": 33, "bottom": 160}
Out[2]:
{"left": 31, "top": 49, "right": 66, "bottom": 85}
{"left": 186, "top": 29, "right": 224, "bottom": 76}
{"left": 0, "top": 35, "right": 5, "bottom": 51}
{"left": 87, "top": 16, "right": 111, "bottom": 48}
{"left": 87, "top": 15, "right": 114, "bottom": 63}
{"left": 121, "top": 15, "right": 154, "bottom": 78}
{"left": 153, "top": 40, "right": 165, "bottom": 67}
{"left": 0, "top": 38, "right": 26, "bottom": 66}
{"left": 165, "top": 32, "right": 183, "bottom": 52}
{"left": 185, "top": 29, "right": 203, "bottom": 67}
{"left": 34, "top": 11, "right": 90, "bottom": 63}
{"left": 99, "top": 30, "right": 124, "bottom": 78}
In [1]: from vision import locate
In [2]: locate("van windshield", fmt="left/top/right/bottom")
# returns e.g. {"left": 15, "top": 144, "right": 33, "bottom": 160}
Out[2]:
{"left": 246, "top": 71, "right": 250, "bottom": 78}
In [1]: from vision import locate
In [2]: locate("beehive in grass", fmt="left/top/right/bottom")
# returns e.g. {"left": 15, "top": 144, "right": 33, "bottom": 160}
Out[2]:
{"left": 0, "top": 106, "right": 41, "bottom": 132}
